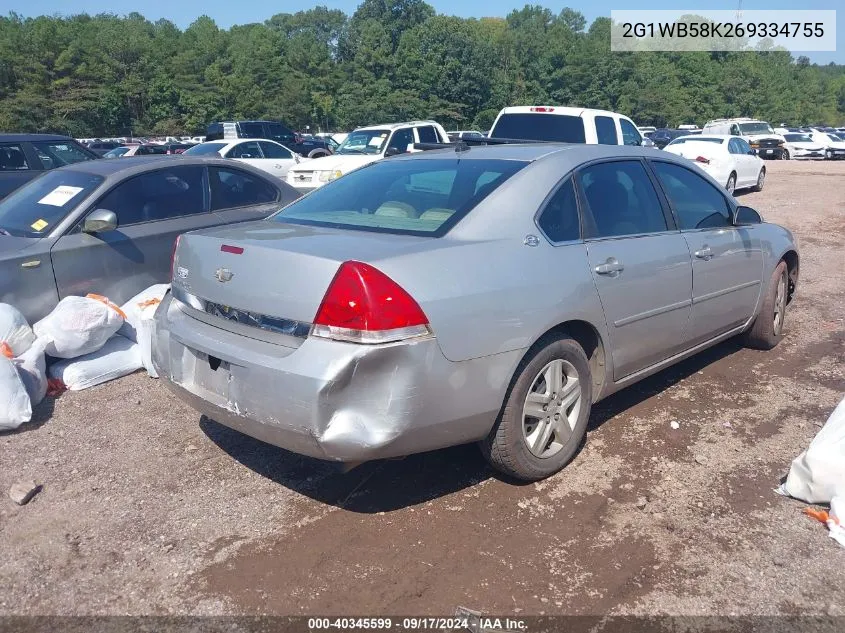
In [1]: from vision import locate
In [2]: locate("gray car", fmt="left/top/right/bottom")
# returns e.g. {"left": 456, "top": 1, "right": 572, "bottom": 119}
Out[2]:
{"left": 152, "top": 144, "right": 798, "bottom": 481}
{"left": 0, "top": 156, "right": 300, "bottom": 322}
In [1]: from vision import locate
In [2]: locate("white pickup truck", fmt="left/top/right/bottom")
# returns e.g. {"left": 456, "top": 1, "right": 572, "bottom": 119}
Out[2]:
{"left": 286, "top": 121, "right": 450, "bottom": 192}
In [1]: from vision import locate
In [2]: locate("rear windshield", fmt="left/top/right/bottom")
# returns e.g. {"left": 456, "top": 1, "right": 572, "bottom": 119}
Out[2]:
{"left": 668, "top": 137, "right": 724, "bottom": 145}
{"left": 272, "top": 158, "right": 528, "bottom": 236}
{"left": 0, "top": 170, "right": 104, "bottom": 238}
{"left": 490, "top": 113, "right": 586, "bottom": 143}
{"left": 184, "top": 142, "right": 227, "bottom": 156}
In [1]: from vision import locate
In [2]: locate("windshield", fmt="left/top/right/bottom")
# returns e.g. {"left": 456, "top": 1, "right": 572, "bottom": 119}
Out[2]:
{"left": 668, "top": 137, "right": 724, "bottom": 145}
{"left": 490, "top": 114, "right": 586, "bottom": 143}
{"left": 785, "top": 134, "right": 813, "bottom": 142}
{"left": 273, "top": 158, "right": 528, "bottom": 236}
{"left": 0, "top": 170, "right": 104, "bottom": 238}
{"left": 826, "top": 134, "right": 843, "bottom": 143}
{"left": 738, "top": 122, "right": 775, "bottom": 135}
{"left": 104, "top": 147, "right": 130, "bottom": 158}
{"left": 183, "top": 142, "right": 227, "bottom": 156}
{"left": 335, "top": 130, "right": 391, "bottom": 155}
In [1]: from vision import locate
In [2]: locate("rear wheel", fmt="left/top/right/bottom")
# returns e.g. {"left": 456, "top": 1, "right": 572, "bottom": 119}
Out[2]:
{"left": 480, "top": 335, "right": 592, "bottom": 481}
{"left": 726, "top": 173, "right": 737, "bottom": 194}
{"left": 742, "top": 261, "right": 788, "bottom": 350}
{"left": 752, "top": 168, "right": 766, "bottom": 192}
{"left": 781, "top": 150, "right": 790, "bottom": 160}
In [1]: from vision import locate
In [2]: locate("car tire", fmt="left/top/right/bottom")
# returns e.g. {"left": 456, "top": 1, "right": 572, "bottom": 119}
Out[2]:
{"left": 726, "top": 173, "right": 737, "bottom": 194}
{"left": 752, "top": 168, "right": 765, "bottom": 192}
{"left": 781, "top": 150, "right": 790, "bottom": 160}
{"left": 742, "top": 260, "right": 789, "bottom": 350}
{"left": 825, "top": 149, "right": 833, "bottom": 160}
{"left": 480, "top": 334, "right": 593, "bottom": 481}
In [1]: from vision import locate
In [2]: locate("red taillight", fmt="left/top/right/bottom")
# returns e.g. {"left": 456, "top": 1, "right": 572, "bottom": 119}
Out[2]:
{"left": 311, "top": 261, "right": 431, "bottom": 344}
{"left": 695, "top": 155, "right": 710, "bottom": 164}
{"left": 170, "top": 234, "right": 182, "bottom": 280}
{"left": 221, "top": 244, "right": 244, "bottom": 254}
{"left": 530, "top": 106, "right": 555, "bottom": 113}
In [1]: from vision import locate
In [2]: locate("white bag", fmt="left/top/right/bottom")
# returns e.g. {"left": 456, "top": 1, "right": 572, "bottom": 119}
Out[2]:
{"left": 13, "top": 338, "right": 48, "bottom": 409}
{"left": 34, "top": 295, "right": 125, "bottom": 359}
{"left": 781, "top": 395, "right": 845, "bottom": 504}
{"left": 48, "top": 335, "right": 142, "bottom": 391}
{"left": 0, "top": 356, "right": 31, "bottom": 430}
{"left": 117, "top": 284, "right": 169, "bottom": 378}
{"left": 0, "top": 303, "right": 35, "bottom": 357}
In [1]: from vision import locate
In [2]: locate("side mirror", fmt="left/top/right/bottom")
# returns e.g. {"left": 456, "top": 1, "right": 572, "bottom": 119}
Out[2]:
{"left": 641, "top": 137, "right": 656, "bottom": 148}
{"left": 734, "top": 205, "right": 762, "bottom": 226}
{"left": 294, "top": 154, "right": 301, "bottom": 163}
{"left": 385, "top": 147, "right": 402, "bottom": 157}
{"left": 83, "top": 209, "right": 118, "bottom": 233}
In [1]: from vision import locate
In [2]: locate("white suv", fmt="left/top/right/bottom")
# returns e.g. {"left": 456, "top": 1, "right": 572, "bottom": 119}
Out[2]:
{"left": 488, "top": 106, "right": 648, "bottom": 146}
{"left": 286, "top": 121, "right": 450, "bottom": 192}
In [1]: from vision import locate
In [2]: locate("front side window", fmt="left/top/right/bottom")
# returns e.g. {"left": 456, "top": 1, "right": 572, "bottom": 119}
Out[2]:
{"left": 579, "top": 160, "right": 667, "bottom": 238}
{"left": 259, "top": 142, "right": 292, "bottom": 159}
{"left": 266, "top": 123, "right": 293, "bottom": 142}
{"left": 619, "top": 119, "right": 642, "bottom": 146}
{"left": 32, "top": 141, "right": 96, "bottom": 169}
{"left": 0, "top": 170, "right": 104, "bottom": 237}
{"left": 537, "top": 178, "right": 580, "bottom": 243}
{"left": 210, "top": 167, "right": 279, "bottom": 210}
{"left": 227, "top": 141, "right": 263, "bottom": 159}
{"left": 650, "top": 161, "right": 731, "bottom": 230}
{"left": 735, "top": 138, "right": 753, "bottom": 153}
{"left": 273, "top": 158, "right": 528, "bottom": 236}
{"left": 595, "top": 116, "right": 618, "bottom": 145}
{"left": 387, "top": 128, "right": 415, "bottom": 154}
{"left": 336, "top": 130, "right": 390, "bottom": 155}
{"left": 490, "top": 114, "right": 587, "bottom": 143}
{"left": 95, "top": 165, "right": 207, "bottom": 226}
{"left": 0, "top": 144, "right": 30, "bottom": 171}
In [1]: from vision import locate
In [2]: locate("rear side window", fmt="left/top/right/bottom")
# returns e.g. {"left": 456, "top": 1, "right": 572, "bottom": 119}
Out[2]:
{"left": 417, "top": 126, "right": 439, "bottom": 144}
{"left": 274, "top": 158, "right": 528, "bottom": 236}
{"left": 490, "top": 114, "right": 586, "bottom": 143}
{"left": 32, "top": 141, "right": 95, "bottom": 169}
{"left": 620, "top": 119, "right": 642, "bottom": 146}
{"left": 650, "top": 161, "right": 731, "bottom": 230}
{"left": 537, "top": 178, "right": 580, "bottom": 243}
{"left": 595, "top": 116, "right": 618, "bottom": 145}
{"left": 579, "top": 160, "right": 667, "bottom": 238}
{"left": 0, "top": 144, "right": 30, "bottom": 171}
{"left": 96, "top": 165, "right": 207, "bottom": 226}
{"left": 210, "top": 167, "right": 279, "bottom": 210}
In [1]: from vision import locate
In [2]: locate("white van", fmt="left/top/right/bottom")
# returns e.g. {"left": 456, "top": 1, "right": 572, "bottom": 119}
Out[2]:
{"left": 702, "top": 118, "right": 786, "bottom": 159}
{"left": 488, "top": 106, "right": 649, "bottom": 146}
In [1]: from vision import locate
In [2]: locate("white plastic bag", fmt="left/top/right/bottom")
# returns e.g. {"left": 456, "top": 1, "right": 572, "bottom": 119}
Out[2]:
{"left": 13, "top": 338, "right": 47, "bottom": 409}
{"left": 0, "top": 356, "right": 31, "bottom": 430}
{"left": 0, "top": 303, "right": 35, "bottom": 357}
{"left": 781, "top": 395, "right": 845, "bottom": 504}
{"left": 34, "top": 295, "right": 125, "bottom": 359}
{"left": 48, "top": 335, "right": 142, "bottom": 391}
{"left": 117, "top": 284, "right": 169, "bottom": 378}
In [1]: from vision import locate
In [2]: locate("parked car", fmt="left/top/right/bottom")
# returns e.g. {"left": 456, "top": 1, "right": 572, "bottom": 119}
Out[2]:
{"left": 85, "top": 141, "right": 121, "bottom": 156}
{"left": 663, "top": 135, "right": 765, "bottom": 194}
{"left": 702, "top": 118, "right": 786, "bottom": 159}
{"left": 447, "top": 130, "right": 485, "bottom": 140}
{"left": 205, "top": 121, "right": 333, "bottom": 159}
{"left": 809, "top": 132, "right": 845, "bottom": 160}
{"left": 153, "top": 143, "right": 798, "bottom": 481}
{"left": 0, "top": 156, "right": 300, "bottom": 322}
{"left": 163, "top": 142, "right": 195, "bottom": 155}
{"left": 488, "top": 106, "right": 648, "bottom": 146}
{"left": 0, "top": 134, "right": 99, "bottom": 200}
{"left": 105, "top": 144, "right": 168, "bottom": 158}
{"left": 651, "top": 128, "right": 687, "bottom": 149}
{"left": 183, "top": 139, "right": 307, "bottom": 179}
{"left": 285, "top": 121, "right": 450, "bottom": 192}
{"left": 781, "top": 133, "right": 826, "bottom": 160}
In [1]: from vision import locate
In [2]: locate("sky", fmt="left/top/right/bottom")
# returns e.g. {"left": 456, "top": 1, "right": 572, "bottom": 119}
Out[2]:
{"left": 1, "top": 0, "right": 841, "bottom": 64}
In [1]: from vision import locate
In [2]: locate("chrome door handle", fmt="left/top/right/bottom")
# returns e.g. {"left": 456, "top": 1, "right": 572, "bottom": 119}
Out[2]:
{"left": 595, "top": 260, "right": 624, "bottom": 275}
{"left": 695, "top": 247, "right": 713, "bottom": 260}
{"left": 21, "top": 260, "right": 41, "bottom": 269}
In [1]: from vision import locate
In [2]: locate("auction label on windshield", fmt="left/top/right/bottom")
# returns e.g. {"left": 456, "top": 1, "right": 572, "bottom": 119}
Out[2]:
{"left": 30, "top": 218, "right": 49, "bottom": 232}
{"left": 611, "top": 10, "right": 836, "bottom": 52}
{"left": 37, "top": 185, "right": 84, "bottom": 207}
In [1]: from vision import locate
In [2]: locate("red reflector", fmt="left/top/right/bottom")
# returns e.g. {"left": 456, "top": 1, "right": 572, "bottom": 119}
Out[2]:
{"left": 530, "top": 106, "right": 555, "bottom": 113}
{"left": 221, "top": 244, "right": 244, "bottom": 254}
{"left": 695, "top": 155, "right": 710, "bottom": 164}
{"left": 313, "top": 261, "right": 428, "bottom": 331}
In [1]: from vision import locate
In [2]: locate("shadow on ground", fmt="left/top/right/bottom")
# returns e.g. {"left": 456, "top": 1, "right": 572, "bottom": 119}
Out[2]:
{"left": 202, "top": 338, "right": 744, "bottom": 512}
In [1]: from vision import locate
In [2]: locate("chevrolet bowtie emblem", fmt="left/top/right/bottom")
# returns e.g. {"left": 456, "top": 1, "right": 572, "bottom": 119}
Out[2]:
{"left": 214, "top": 268, "right": 234, "bottom": 283}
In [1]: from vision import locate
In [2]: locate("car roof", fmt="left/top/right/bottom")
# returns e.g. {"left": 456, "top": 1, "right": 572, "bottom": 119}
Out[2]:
{"left": 59, "top": 155, "right": 265, "bottom": 177}
{"left": 0, "top": 133, "right": 79, "bottom": 142}
{"left": 355, "top": 121, "right": 441, "bottom": 132}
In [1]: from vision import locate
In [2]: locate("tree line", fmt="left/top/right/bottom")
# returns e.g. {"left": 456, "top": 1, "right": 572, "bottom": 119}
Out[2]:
{"left": 1, "top": 0, "right": 844, "bottom": 137}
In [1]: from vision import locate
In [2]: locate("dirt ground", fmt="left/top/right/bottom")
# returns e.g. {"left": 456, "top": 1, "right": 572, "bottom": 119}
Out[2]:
{"left": 1, "top": 160, "right": 844, "bottom": 622}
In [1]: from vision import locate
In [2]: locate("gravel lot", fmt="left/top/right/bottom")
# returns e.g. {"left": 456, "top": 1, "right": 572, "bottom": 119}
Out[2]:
{"left": 1, "top": 160, "right": 844, "bottom": 620}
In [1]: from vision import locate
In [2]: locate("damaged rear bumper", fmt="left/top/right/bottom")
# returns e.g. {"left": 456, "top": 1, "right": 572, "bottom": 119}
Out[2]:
{"left": 152, "top": 293, "right": 519, "bottom": 462}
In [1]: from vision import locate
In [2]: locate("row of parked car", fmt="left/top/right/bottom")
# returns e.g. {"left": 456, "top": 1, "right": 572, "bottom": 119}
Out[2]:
{"left": 0, "top": 103, "right": 800, "bottom": 480}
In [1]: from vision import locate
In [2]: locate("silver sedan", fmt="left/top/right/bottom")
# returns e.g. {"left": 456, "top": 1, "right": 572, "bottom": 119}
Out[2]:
{"left": 153, "top": 143, "right": 798, "bottom": 481}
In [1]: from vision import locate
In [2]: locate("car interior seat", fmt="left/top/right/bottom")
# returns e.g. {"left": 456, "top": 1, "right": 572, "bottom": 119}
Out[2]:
{"left": 585, "top": 179, "right": 638, "bottom": 236}
{"left": 419, "top": 208, "right": 454, "bottom": 222}
{"left": 374, "top": 201, "right": 418, "bottom": 218}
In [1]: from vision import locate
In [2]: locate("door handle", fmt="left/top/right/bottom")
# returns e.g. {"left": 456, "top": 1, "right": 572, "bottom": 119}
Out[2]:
{"left": 21, "top": 260, "right": 41, "bottom": 269}
{"left": 695, "top": 246, "right": 713, "bottom": 260}
{"left": 275, "top": 164, "right": 283, "bottom": 168}
{"left": 595, "top": 259, "right": 624, "bottom": 275}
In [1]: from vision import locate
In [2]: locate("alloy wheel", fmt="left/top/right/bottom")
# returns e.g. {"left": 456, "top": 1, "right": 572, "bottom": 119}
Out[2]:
{"left": 522, "top": 359, "right": 582, "bottom": 458}
{"left": 773, "top": 271, "right": 787, "bottom": 335}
